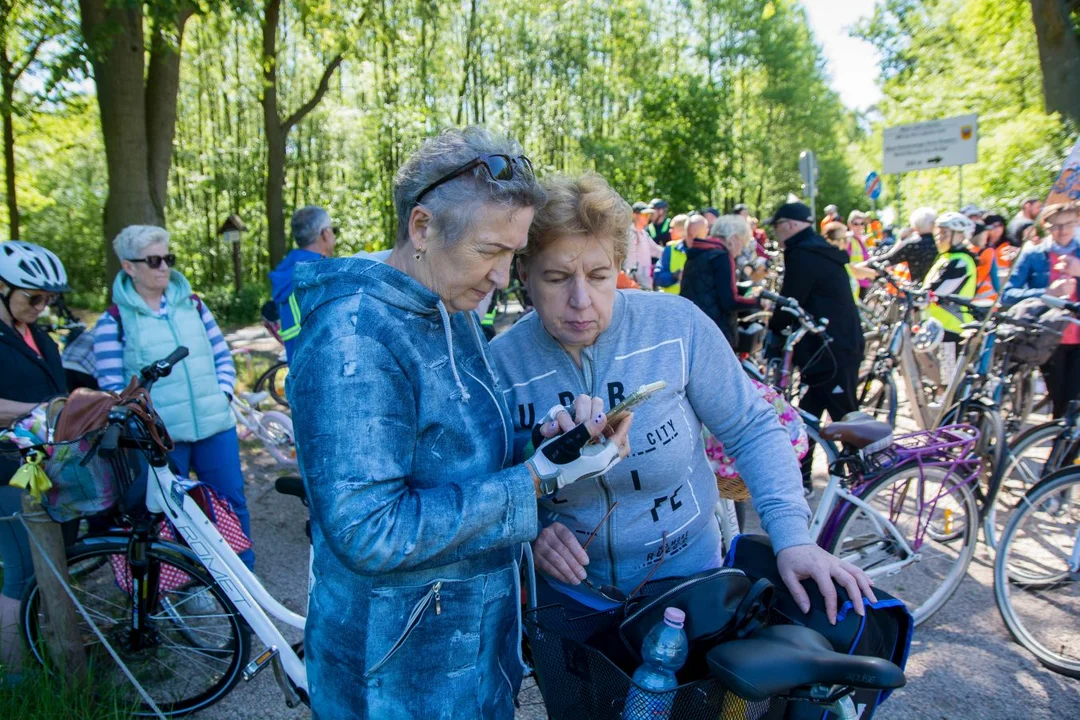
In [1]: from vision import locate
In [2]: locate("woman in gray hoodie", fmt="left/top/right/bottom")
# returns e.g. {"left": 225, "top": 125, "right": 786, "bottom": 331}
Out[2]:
{"left": 490, "top": 172, "right": 876, "bottom": 624}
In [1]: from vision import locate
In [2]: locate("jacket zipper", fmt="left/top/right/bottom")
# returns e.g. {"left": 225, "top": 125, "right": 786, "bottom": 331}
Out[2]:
{"left": 366, "top": 580, "right": 443, "bottom": 676}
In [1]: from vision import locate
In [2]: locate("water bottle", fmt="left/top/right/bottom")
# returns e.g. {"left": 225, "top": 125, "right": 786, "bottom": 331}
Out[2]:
{"left": 623, "top": 607, "right": 689, "bottom": 720}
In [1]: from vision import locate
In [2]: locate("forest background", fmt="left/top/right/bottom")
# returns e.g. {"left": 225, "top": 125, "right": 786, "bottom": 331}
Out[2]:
{"left": 1, "top": 0, "right": 1077, "bottom": 319}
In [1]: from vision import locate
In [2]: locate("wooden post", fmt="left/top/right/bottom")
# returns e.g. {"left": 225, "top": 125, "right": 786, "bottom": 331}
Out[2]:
{"left": 20, "top": 495, "right": 87, "bottom": 677}
{"left": 233, "top": 239, "right": 243, "bottom": 293}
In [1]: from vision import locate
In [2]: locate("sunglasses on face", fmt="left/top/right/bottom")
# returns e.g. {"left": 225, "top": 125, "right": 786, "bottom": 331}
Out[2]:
{"left": 128, "top": 254, "right": 177, "bottom": 270}
{"left": 414, "top": 154, "right": 534, "bottom": 206}
{"left": 850, "top": 221, "right": 866, "bottom": 227}
{"left": 19, "top": 290, "right": 58, "bottom": 308}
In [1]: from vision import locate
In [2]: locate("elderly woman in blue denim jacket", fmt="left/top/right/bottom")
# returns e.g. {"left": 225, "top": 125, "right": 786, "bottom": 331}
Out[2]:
{"left": 288, "top": 128, "right": 631, "bottom": 718}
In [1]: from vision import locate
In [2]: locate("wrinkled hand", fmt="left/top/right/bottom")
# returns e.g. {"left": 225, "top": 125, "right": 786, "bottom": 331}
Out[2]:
{"left": 539, "top": 393, "right": 634, "bottom": 459}
{"left": 1049, "top": 277, "right": 1077, "bottom": 298}
{"left": 1000, "top": 246, "right": 1020, "bottom": 263}
{"left": 1054, "top": 254, "right": 1080, "bottom": 279}
{"left": 776, "top": 544, "right": 877, "bottom": 625}
{"left": 533, "top": 521, "right": 590, "bottom": 585}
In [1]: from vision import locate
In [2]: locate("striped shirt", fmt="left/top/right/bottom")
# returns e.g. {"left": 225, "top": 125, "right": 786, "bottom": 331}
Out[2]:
{"left": 92, "top": 296, "right": 236, "bottom": 394}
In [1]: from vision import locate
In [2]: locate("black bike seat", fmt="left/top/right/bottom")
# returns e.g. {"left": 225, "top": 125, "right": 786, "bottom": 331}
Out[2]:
{"left": 275, "top": 475, "right": 308, "bottom": 505}
{"left": 820, "top": 411, "right": 894, "bottom": 451}
{"left": 707, "top": 625, "right": 906, "bottom": 702}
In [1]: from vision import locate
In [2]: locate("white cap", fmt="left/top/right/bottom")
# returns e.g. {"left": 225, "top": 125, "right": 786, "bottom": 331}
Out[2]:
{"left": 663, "top": 607, "right": 685, "bottom": 628}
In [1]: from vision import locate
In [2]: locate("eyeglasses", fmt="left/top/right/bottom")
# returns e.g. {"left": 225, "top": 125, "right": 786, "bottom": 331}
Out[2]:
{"left": 414, "top": 154, "right": 534, "bottom": 206}
{"left": 1047, "top": 222, "right": 1077, "bottom": 231}
{"left": 18, "top": 290, "right": 58, "bottom": 308}
{"left": 324, "top": 225, "right": 340, "bottom": 236}
{"left": 850, "top": 221, "right": 866, "bottom": 227}
{"left": 127, "top": 254, "right": 177, "bottom": 270}
{"left": 578, "top": 502, "right": 668, "bottom": 604}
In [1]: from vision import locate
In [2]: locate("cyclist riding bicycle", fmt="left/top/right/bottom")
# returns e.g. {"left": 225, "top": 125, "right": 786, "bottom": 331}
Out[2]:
{"left": 0, "top": 240, "right": 71, "bottom": 680}
{"left": 268, "top": 206, "right": 336, "bottom": 362}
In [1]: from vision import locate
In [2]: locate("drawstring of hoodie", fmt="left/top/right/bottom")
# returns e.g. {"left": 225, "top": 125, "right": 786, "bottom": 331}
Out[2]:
{"left": 437, "top": 300, "right": 470, "bottom": 402}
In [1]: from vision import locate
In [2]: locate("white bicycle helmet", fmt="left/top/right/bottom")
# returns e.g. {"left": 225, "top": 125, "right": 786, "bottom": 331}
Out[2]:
{"left": 912, "top": 317, "right": 945, "bottom": 354}
{"left": 935, "top": 212, "right": 976, "bottom": 241}
{"left": 0, "top": 241, "right": 70, "bottom": 292}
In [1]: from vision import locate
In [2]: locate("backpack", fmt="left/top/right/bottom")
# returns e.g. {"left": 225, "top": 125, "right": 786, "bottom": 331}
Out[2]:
{"left": 724, "top": 534, "right": 913, "bottom": 720}
{"left": 106, "top": 293, "right": 205, "bottom": 345}
{"left": 999, "top": 297, "right": 1070, "bottom": 367}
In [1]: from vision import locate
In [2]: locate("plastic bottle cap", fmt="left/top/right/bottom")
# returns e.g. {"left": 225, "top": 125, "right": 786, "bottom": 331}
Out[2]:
{"left": 663, "top": 607, "right": 685, "bottom": 628}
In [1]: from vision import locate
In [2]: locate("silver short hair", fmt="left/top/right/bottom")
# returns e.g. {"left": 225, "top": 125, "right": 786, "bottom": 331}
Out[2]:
{"left": 710, "top": 214, "right": 750, "bottom": 243}
{"left": 113, "top": 225, "right": 169, "bottom": 261}
{"left": 292, "top": 206, "right": 331, "bottom": 248}
{"left": 910, "top": 207, "right": 937, "bottom": 234}
{"left": 393, "top": 126, "right": 546, "bottom": 246}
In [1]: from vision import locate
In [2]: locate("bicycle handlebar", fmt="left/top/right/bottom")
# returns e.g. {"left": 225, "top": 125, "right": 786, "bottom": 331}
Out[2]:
{"left": 760, "top": 291, "right": 829, "bottom": 335}
{"left": 139, "top": 346, "right": 190, "bottom": 388}
{"left": 1041, "top": 294, "right": 1080, "bottom": 315}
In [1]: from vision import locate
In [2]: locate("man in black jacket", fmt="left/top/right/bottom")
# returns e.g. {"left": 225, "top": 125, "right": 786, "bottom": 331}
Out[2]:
{"left": 766, "top": 202, "right": 865, "bottom": 490}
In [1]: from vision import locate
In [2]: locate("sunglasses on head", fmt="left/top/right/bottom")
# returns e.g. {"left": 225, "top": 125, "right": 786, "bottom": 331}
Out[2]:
{"left": 414, "top": 154, "right": 534, "bottom": 206}
{"left": 128, "top": 254, "right": 177, "bottom": 270}
{"left": 18, "top": 290, "right": 58, "bottom": 308}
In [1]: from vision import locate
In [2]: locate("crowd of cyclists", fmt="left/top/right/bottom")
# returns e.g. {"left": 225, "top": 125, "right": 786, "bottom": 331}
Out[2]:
{"left": 0, "top": 123, "right": 1077, "bottom": 715}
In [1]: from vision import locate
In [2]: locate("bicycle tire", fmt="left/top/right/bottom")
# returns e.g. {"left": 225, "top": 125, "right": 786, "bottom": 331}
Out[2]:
{"left": 994, "top": 466, "right": 1080, "bottom": 678}
{"left": 857, "top": 371, "right": 898, "bottom": 427}
{"left": 259, "top": 410, "right": 297, "bottom": 466}
{"left": 984, "top": 419, "right": 1065, "bottom": 550}
{"left": 824, "top": 465, "right": 979, "bottom": 626}
{"left": 21, "top": 537, "right": 252, "bottom": 716}
{"left": 255, "top": 361, "right": 290, "bottom": 408}
{"left": 940, "top": 401, "right": 1005, "bottom": 522}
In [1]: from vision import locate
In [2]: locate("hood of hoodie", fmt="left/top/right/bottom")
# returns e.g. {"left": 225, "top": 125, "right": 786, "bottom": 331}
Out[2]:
{"left": 685, "top": 237, "right": 729, "bottom": 262}
{"left": 112, "top": 269, "right": 193, "bottom": 315}
{"left": 269, "top": 248, "right": 324, "bottom": 303}
{"left": 292, "top": 252, "right": 494, "bottom": 402}
{"left": 783, "top": 227, "right": 850, "bottom": 268}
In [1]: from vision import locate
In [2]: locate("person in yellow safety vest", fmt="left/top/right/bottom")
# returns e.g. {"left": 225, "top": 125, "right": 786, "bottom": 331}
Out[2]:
{"left": 823, "top": 221, "right": 875, "bottom": 300}
{"left": 846, "top": 211, "right": 873, "bottom": 296}
{"left": 654, "top": 213, "right": 690, "bottom": 294}
{"left": 923, "top": 212, "right": 979, "bottom": 379}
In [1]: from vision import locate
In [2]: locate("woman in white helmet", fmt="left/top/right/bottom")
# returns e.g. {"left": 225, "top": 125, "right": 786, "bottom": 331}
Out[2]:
{"left": 0, "top": 240, "right": 71, "bottom": 683}
{"left": 923, "top": 212, "right": 979, "bottom": 384}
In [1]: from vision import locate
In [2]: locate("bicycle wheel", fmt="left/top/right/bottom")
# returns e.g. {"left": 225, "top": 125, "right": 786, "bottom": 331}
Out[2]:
{"left": 259, "top": 410, "right": 297, "bottom": 466}
{"left": 940, "top": 401, "right": 1005, "bottom": 520}
{"left": 985, "top": 420, "right": 1064, "bottom": 549}
{"left": 255, "top": 361, "right": 290, "bottom": 408}
{"left": 994, "top": 467, "right": 1080, "bottom": 678}
{"left": 824, "top": 465, "right": 979, "bottom": 626}
{"left": 21, "top": 538, "right": 251, "bottom": 716}
{"left": 857, "top": 371, "right": 897, "bottom": 426}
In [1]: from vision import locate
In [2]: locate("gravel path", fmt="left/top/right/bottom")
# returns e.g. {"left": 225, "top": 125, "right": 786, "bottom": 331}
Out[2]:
{"left": 195, "top": 326, "right": 1079, "bottom": 719}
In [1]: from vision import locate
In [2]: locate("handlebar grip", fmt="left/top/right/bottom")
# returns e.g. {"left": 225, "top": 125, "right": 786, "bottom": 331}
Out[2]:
{"left": 1041, "top": 294, "right": 1080, "bottom": 314}
{"left": 100, "top": 423, "right": 121, "bottom": 453}
{"left": 163, "top": 346, "right": 190, "bottom": 366}
{"left": 759, "top": 290, "right": 790, "bottom": 306}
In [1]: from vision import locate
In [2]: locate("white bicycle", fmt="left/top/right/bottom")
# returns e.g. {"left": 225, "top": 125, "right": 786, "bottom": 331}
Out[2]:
{"left": 231, "top": 390, "right": 296, "bottom": 466}
{"left": 19, "top": 348, "right": 310, "bottom": 716}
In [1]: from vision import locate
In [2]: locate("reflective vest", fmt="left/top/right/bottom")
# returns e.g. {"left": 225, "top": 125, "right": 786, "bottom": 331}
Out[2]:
{"left": 662, "top": 244, "right": 688, "bottom": 294}
{"left": 646, "top": 217, "right": 671, "bottom": 240}
{"left": 972, "top": 246, "right": 998, "bottom": 302}
{"left": 279, "top": 291, "right": 302, "bottom": 342}
{"left": 925, "top": 251, "right": 978, "bottom": 334}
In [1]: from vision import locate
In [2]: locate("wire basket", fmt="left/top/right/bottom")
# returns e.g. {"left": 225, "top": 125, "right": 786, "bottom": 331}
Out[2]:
{"left": 524, "top": 597, "right": 787, "bottom": 720}
{"left": 861, "top": 423, "right": 983, "bottom": 487}
{"left": 21, "top": 429, "right": 139, "bottom": 522}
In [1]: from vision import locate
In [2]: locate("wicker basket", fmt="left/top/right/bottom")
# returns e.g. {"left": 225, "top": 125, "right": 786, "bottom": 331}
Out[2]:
{"left": 716, "top": 475, "right": 752, "bottom": 502}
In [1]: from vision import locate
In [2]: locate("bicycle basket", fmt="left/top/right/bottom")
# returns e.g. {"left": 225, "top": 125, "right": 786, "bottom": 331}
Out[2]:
{"left": 34, "top": 429, "right": 139, "bottom": 522}
{"left": 524, "top": 601, "right": 787, "bottom": 720}
{"left": 862, "top": 424, "right": 982, "bottom": 487}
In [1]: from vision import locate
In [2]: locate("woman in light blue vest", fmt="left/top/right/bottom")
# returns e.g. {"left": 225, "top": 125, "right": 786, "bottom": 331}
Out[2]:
{"left": 91, "top": 225, "right": 253, "bottom": 568}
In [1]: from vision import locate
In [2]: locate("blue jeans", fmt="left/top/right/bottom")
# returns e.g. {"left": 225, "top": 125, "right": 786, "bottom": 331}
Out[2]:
{"left": 169, "top": 427, "right": 255, "bottom": 569}
{"left": 0, "top": 485, "right": 32, "bottom": 599}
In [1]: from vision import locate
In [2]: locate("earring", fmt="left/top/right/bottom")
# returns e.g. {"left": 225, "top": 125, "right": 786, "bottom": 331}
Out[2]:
{"left": 414, "top": 247, "right": 424, "bottom": 261}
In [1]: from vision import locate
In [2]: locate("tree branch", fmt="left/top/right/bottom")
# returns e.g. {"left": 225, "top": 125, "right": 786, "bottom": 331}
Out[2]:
{"left": 282, "top": 51, "right": 344, "bottom": 133}
{"left": 11, "top": 33, "right": 48, "bottom": 83}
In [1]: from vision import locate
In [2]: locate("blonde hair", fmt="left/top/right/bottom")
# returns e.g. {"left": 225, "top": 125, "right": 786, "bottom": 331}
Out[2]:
{"left": 670, "top": 213, "right": 690, "bottom": 234}
{"left": 847, "top": 210, "right": 867, "bottom": 225}
{"left": 521, "top": 172, "right": 632, "bottom": 266}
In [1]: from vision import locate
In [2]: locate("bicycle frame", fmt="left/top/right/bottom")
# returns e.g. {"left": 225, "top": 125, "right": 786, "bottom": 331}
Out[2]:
{"left": 143, "top": 459, "right": 308, "bottom": 697}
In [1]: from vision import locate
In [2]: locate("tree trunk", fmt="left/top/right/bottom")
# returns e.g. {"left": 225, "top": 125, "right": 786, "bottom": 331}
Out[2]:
{"left": 80, "top": 0, "right": 191, "bottom": 287}
{"left": 1030, "top": 0, "right": 1080, "bottom": 124}
{"left": 3, "top": 79, "right": 17, "bottom": 239}
{"left": 262, "top": 0, "right": 287, "bottom": 268}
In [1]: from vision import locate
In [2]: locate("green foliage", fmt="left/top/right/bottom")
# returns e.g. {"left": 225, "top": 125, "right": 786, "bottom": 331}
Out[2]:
{"left": 853, "top": 0, "right": 1076, "bottom": 221}
{"left": 200, "top": 281, "right": 268, "bottom": 327}
{"left": 0, "top": 662, "right": 139, "bottom": 719}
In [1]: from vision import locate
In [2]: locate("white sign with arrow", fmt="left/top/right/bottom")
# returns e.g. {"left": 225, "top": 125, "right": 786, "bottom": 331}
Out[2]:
{"left": 883, "top": 114, "right": 977, "bottom": 174}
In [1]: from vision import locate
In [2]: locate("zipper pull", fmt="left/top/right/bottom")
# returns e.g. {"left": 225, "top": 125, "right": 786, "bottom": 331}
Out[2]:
{"left": 433, "top": 582, "right": 442, "bottom": 615}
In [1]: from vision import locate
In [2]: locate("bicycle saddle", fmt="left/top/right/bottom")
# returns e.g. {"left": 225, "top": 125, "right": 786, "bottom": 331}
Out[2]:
{"left": 275, "top": 475, "right": 308, "bottom": 505}
{"left": 821, "top": 412, "right": 893, "bottom": 452}
{"left": 706, "top": 625, "right": 906, "bottom": 702}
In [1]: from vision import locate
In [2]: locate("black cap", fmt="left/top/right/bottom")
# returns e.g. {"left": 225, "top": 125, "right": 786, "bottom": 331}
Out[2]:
{"left": 983, "top": 213, "right": 1006, "bottom": 227}
{"left": 701, "top": 207, "right": 720, "bottom": 217}
{"left": 649, "top": 198, "right": 668, "bottom": 210}
{"left": 765, "top": 201, "right": 814, "bottom": 226}
{"left": 732, "top": 203, "right": 749, "bottom": 214}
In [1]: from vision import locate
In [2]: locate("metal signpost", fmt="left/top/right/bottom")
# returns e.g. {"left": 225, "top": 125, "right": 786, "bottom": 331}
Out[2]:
{"left": 865, "top": 170, "right": 882, "bottom": 211}
{"left": 799, "top": 149, "right": 818, "bottom": 219}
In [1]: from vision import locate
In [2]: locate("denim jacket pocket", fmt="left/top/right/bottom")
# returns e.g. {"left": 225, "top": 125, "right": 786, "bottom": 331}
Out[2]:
{"left": 364, "top": 574, "right": 487, "bottom": 680}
